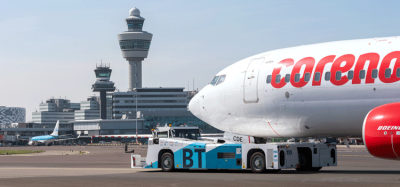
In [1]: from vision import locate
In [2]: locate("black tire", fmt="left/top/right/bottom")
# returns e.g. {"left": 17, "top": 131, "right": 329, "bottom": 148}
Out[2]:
{"left": 296, "top": 153, "right": 311, "bottom": 171}
{"left": 310, "top": 167, "right": 322, "bottom": 171}
{"left": 250, "top": 152, "right": 266, "bottom": 173}
{"left": 161, "top": 152, "right": 175, "bottom": 172}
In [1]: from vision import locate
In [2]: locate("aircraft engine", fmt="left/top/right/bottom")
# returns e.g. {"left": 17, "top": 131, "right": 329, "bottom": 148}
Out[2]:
{"left": 363, "top": 103, "right": 400, "bottom": 160}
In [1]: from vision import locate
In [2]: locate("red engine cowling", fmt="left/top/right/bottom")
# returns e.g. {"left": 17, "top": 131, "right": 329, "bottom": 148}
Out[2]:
{"left": 363, "top": 103, "right": 400, "bottom": 160}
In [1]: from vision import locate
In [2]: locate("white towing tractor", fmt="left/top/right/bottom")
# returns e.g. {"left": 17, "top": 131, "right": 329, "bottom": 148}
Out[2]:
{"left": 131, "top": 125, "right": 337, "bottom": 173}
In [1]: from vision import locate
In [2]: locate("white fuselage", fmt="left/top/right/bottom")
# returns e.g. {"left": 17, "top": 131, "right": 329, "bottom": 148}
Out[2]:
{"left": 189, "top": 36, "right": 400, "bottom": 138}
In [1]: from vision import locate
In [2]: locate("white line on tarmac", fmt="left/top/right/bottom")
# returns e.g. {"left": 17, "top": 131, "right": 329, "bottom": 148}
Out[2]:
{"left": 0, "top": 167, "right": 158, "bottom": 171}
{"left": 338, "top": 155, "right": 373, "bottom": 157}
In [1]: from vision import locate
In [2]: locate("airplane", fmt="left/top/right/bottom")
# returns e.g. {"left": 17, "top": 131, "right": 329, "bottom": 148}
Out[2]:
{"left": 188, "top": 36, "right": 400, "bottom": 161}
{"left": 28, "top": 121, "right": 75, "bottom": 146}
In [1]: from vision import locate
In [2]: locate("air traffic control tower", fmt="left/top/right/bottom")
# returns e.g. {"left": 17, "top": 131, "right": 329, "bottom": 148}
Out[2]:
{"left": 118, "top": 7, "right": 153, "bottom": 91}
{"left": 92, "top": 64, "right": 115, "bottom": 119}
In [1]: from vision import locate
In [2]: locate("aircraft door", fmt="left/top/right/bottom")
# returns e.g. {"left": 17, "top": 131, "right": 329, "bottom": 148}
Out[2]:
{"left": 244, "top": 58, "right": 264, "bottom": 103}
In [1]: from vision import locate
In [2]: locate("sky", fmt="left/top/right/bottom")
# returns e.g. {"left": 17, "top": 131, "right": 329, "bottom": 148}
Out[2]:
{"left": 1, "top": 0, "right": 399, "bottom": 121}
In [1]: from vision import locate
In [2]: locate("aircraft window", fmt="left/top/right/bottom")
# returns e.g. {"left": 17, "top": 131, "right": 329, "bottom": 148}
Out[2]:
{"left": 372, "top": 69, "right": 378, "bottom": 79}
{"left": 275, "top": 74, "right": 281, "bottom": 83}
{"left": 210, "top": 76, "right": 220, "bottom": 86}
{"left": 304, "top": 73, "right": 310, "bottom": 82}
{"left": 295, "top": 73, "right": 300, "bottom": 83}
{"left": 266, "top": 75, "right": 272, "bottom": 84}
{"left": 314, "top": 72, "right": 321, "bottom": 82}
{"left": 216, "top": 75, "right": 226, "bottom": 85}
{"left": 397, "top": 68, "right": 400, "bottom": 78}
{"left": 348, "top": 70, "right": 354, "bottom": 80}
{"left": 285, "top": 74, "right": 290, "bottom": 83}
{"left": 336, "top": 71, "right": 342, "bottom": 81}
{"left": 325, "top": 72, "right": 331, "bottom": 81}
{"left": 359, "top": 70, "right": 366, "bottom": 79}
{"left": 385, "top": 68, "right": 391, "bottom": 78}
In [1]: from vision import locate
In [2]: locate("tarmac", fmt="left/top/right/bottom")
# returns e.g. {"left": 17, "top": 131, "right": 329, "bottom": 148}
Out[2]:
{"left": 0, "top": 145, "right": 399, "bottom": 187}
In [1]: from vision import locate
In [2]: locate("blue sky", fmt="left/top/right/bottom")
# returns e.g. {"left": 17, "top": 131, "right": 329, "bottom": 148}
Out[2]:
{"left": 1, "top": 1, "right": 399, "bottom": 121}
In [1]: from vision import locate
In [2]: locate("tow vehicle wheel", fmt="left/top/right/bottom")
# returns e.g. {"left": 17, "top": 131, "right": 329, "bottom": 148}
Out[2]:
{"left": 250, "top": 152, "right": 266, "bottom": 173}
{"left": 161, "top": 152, "right": 175, "bottom": 172}
{"left": 296, "top": 153, "right": 311, "bottom": 171}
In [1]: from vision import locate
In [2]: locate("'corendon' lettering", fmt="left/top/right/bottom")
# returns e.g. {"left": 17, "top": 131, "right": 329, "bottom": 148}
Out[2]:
{"left": 290, "top": 57, "right": 315, "bottom": 88}
{"left": 270, "top": 51, "right": 400, "bottom": 89}
{"left": 379, "top": 51, "right": 400, "bottom": 83}
{"left": 330, "top": 54, "right": 355, "bottom": 86}
{"left": 312, "top": 55, "right": 336, "bottom": 86}
{"left": 271, "top": 58, "right": 294, "bottom": 88}
{"left": 352, "top": 53, "right": 380, "bottom": 84}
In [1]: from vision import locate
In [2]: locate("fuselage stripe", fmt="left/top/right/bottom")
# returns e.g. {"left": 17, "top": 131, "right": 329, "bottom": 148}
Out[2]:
{"left": 268, "top": 122, "right": 283, "bottom": 138}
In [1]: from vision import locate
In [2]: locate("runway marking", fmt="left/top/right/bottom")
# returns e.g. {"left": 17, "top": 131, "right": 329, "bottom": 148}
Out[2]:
{"left": 338, "top": 155, "right": 373, "bottom": 157}
{"left": 0, "top": 167, "right": 159, "bottom": 171}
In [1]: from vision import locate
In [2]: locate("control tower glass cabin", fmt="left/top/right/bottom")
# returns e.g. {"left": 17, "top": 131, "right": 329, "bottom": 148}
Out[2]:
{"left": 118, "top": 7, "right": 153, "bottom": 91}
{"left": 92, "top": 65, "right": 115, "bottom": 119}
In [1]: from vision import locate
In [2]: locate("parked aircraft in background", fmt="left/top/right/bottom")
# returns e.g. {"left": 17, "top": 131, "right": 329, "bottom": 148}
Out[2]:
{"left": 28, "top": 121, "right": 75, "bottom": 146}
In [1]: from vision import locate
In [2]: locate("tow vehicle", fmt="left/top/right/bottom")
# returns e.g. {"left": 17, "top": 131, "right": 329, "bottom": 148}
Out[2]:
{"left": 131, "top": 125, "right": 337, "bottom": 173}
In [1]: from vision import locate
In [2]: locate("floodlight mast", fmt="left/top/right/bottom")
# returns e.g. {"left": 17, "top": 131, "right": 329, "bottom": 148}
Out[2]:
{"left": 136, "top": 95, "right": 138, "bottom": 144}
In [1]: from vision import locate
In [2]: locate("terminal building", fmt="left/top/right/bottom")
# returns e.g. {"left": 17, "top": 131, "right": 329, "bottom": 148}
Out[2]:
{"left": 0, "top": 106, "right": 26, "bottom": 124}
{"left": 72, "top": 87, "right": 221, "bottom": 143}
{"left": 32, "top": 98, "right": 79, "bottom": 124}
{"left": 1, "top": 100, "right": 76, "bottom": 145}
{"left": 112, "top": 87, "right": 216, "bottom": 132}
{"left": 112, "top": 87, "right": 190, "bottom": 119}
{"left": 74, "top": 96, "right": 101, "bottom": 120}
{"left": 0, "top": 106, "right": 26, "bottom": 144}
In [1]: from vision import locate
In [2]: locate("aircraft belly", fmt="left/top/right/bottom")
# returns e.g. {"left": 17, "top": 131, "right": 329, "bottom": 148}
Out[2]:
{"left": 263, "top": 84, "right": 400, "bottom": 138}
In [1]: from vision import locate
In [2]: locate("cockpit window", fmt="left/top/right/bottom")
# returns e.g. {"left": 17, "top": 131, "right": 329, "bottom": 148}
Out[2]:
{"left": 216, "top": 75, "right": 226, "bottom": 85}
{"left": 210, "top": 76, "right": 220, "bottom": 85}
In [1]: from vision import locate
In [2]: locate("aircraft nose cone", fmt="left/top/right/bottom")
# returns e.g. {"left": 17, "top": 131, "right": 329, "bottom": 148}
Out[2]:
{"left": 188, "top": 94, "right": 200, "bottom": 117}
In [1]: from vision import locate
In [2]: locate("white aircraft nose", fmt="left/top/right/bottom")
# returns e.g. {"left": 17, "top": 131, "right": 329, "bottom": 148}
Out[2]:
{"left": 188, "top": 94, "right": 200, "bottom": 117}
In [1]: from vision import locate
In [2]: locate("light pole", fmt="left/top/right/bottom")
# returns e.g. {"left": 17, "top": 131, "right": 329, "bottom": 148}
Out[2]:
{"left": 135, "top": 94, "right": 138, "bottom": 144}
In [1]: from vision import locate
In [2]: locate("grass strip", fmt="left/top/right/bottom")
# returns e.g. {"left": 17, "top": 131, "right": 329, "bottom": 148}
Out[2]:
{"left": 0, "top": 150, "right": 45, "bottom": 155}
